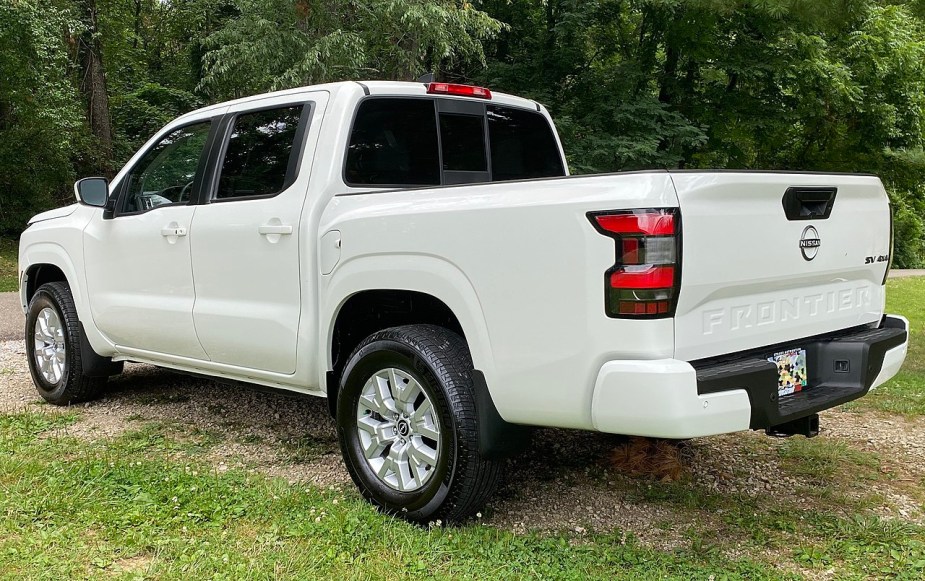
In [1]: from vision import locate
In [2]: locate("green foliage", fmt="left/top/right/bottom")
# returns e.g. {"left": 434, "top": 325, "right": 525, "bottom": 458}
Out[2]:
{"left": 476, "top": 0, "right": 925, "bottom": 265}
{"left": 111, "top": 83, "right": 202, "bottom": 162}
{"left": 5, "top": 0, "right": 925, "bottom": 264}
{"left": 197, "top": 0, "right": 504, "bottom": 100}
{"left": 0, "top": 0, "right": 85, "bottom": 235}
{"left": 0, "top": 238, "right": 17, "bottom": 292}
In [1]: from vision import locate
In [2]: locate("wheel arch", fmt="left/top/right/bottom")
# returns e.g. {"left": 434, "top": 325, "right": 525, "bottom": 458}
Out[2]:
{"left": 320, "top": 255, "right": 497, "bottom": 411}
{"left": 20, "top": 243, "right": 81, "bottom": 308}
{"left": 20, "top": 241, "right": 115, "bottom": 358}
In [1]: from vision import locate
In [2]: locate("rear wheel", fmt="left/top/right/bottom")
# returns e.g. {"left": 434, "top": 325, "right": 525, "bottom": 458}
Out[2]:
{"left": 336, "top": 324, "right": 502, "bottom": 523}
{"left": 25, "top": 282, "right": 106, "bottom": 405}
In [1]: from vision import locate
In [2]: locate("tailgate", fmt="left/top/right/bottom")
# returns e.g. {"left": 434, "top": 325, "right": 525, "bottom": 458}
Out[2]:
{"left": 671, "top": 172, "right": 891, "bottom": 361}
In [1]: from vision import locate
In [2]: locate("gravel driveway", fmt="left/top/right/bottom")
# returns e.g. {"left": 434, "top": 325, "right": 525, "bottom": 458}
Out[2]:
{"left": 3, "top": 336, "right": 924, "bottom": 561}
{"left": 0, "top": 292, "right": 23, "bottom": 341}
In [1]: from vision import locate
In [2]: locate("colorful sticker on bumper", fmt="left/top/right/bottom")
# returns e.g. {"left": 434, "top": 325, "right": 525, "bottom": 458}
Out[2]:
{"left": 769, "top": 348, "right": 808, "bottom": 397}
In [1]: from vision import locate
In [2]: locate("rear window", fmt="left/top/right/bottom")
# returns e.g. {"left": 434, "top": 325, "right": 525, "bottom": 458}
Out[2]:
{"left": 345, "top": 98, "right": 564, "bottom": 187}
{"left": 487, "top": 105, "right": 564, "bottom": 181}
{"left": 344, "top": 99, "right": 440, "bottom": 186}
{"left": 440, "top": 114, "right": 487, "bottom": 172}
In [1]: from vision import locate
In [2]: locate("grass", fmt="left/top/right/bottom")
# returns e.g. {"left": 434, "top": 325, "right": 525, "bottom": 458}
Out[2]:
{"left": 845, "top": 277, "right": 925, "bottom": 416}
{"left": 617, "top": 443, "right": 925, "bottom": 579}
{"left": 0, "top": 237, "right": 17, "bottom": 292}
{"left": 2, "top": 409, "right": 922, "bottom": 579}
{"left": 0, "top": 412, "right": 780, "bottom": 580}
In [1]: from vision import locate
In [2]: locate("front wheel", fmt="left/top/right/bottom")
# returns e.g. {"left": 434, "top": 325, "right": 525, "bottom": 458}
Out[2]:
{"left": 336, "top": 325, "right": 502, "bottom": 523}
{"left": 25, "top": 282, "right": 106, "bottom": 405}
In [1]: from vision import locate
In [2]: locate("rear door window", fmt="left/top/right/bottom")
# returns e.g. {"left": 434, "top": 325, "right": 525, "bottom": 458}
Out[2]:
{"left": 215, "top": 105, "right": 305, "bottom": 200}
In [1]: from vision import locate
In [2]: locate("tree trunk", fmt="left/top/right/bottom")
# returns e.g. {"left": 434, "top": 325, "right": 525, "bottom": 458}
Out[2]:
{"left": 77, "top": 0, "right": 113, "bottom": 169}
{"left": 132, "top": 0, "right": 142, "bottom": 50}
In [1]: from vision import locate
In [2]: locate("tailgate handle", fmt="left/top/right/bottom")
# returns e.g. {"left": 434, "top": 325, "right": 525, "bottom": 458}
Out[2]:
{"left": 782, "top": 187, "right": 837, "bottom": 220}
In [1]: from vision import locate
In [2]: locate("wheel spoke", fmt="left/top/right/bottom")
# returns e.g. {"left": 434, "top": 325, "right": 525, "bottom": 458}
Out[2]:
{"left": 376, "top": 454, "right": 397, "bottom": 480}
{"left": 357, "top": 416, "right": 392, "bottom": 459}
{"left": 393, "top": 371, "right": 421, "bottom": 410}
{"left": 410, "top": 399, "right": 439, "bottom": 440}
{"left": 410, "top": 454, "right": 430, "bottom": 487}
{"left": 413, "top": 420, "right": 440, "bottom": 441}
{"left": 358, "top": 392, "right": 386, "bottom": 417}
{"left": 37, "top": 313, "right": 51, "bottom": 341}
{"left": 387, "top": 442, "right": 414, "bottom": 491}
{"left": 410, "top": 397, "right": 432, "bottom": 421}
{"left": 373, "top": 373, "right": 398, "bottom": 415}
{"left": 408, "top": 439, "right": 438, "bottom": 468}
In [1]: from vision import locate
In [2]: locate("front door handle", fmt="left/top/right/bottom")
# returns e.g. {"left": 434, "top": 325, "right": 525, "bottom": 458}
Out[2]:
{"left": 258, "top": 224, "right": 293, "bottom": 236}
{"left": 160, "top": 226, "right": 187, "bottom": 237}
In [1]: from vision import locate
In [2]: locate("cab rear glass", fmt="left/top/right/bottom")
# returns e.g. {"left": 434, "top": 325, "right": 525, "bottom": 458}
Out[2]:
{"left": 344, "top": 97, "right": 565, "bottom": 187}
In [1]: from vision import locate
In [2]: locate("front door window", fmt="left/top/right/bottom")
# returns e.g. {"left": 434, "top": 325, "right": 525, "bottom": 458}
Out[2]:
{"left": 120, "top": 121, "right": 212, "bottom": 213}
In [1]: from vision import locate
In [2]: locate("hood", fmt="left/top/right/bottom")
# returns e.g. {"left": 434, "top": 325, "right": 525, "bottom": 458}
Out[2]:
{"left": 28, "top": 204, "right": 78, "bottom": 225}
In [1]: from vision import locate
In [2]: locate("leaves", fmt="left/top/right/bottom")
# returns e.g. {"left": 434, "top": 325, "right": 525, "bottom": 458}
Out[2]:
{"left": 196, "top": 0, "right": 504, "bottom": 100}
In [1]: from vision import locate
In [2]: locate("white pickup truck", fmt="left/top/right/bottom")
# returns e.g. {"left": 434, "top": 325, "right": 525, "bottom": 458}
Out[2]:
{"left": 18, "top": 81, "right": 908, "bottom": 522}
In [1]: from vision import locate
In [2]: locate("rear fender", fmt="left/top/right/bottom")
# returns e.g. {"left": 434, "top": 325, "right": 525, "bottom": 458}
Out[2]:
{"left": 321, "top": 253, "right": 496, "bottom": 396}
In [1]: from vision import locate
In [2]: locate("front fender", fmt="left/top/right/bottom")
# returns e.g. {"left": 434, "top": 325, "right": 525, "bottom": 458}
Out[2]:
{"left": 19, "top": 241, "right": 115, "bottom": 357}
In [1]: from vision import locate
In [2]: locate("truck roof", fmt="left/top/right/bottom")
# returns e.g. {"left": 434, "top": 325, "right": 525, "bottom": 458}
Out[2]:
{"left": 177, "top": 80, "right": 541, "bottom": 123}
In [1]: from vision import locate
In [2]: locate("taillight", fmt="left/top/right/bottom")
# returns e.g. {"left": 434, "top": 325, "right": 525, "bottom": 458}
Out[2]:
{"left": 883, "top": 204, "right": 893, "bottom": 286}
{"left": 588, "top": 209, "right": 680, "bottom": 318}
{"left": 426, "top": 82, "right": 492, "bottom": 100}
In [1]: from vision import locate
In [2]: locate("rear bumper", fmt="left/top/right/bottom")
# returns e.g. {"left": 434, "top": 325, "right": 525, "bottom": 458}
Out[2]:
{"left": 590, "top": 315, "right": 908, "bottom": 439}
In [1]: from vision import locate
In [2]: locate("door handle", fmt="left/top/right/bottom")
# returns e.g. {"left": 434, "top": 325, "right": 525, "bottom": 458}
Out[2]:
{"left": 160, "top": 226, "right": 187, "bottom": 237}
{"left": 258, "top": 224, "right": 293, "bottom": 235}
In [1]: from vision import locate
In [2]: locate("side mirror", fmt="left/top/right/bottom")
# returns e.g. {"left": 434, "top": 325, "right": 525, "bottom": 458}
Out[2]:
{"left": 74, "top": 177, "right": 109, "bottom": 208}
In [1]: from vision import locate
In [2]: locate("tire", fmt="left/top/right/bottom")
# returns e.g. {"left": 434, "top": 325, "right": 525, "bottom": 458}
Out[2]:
{"left": 336, "top": 324, "right": 502, "bottom": 524}
{"left": 25, "top": 282, "right": 106, "bottom": 405}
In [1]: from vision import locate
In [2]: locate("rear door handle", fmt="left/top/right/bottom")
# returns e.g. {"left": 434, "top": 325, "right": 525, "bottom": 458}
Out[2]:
{"left": 160, "top": 226, "right": 187, "bottom": 237}
{"left": 258, "top": 224, "right": 293, "bottom": 235}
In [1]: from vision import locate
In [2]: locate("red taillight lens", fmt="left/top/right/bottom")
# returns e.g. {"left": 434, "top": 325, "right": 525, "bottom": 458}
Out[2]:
{"left": 594, "top": 213, "right": 674, "bottom": 236}
{"left": 610, "top": 266, "right": 675, "bottom": 289}
{"left": 426, "top": 82, "right": 492, "bottom": 100}
{"left": 589, "top": 209, "right": 680, "bottom": 318}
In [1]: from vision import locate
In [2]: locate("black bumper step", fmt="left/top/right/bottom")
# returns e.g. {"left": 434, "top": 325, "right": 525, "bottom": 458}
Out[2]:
{"left": 694, "top": 319, "right": 907, "bottom": 430}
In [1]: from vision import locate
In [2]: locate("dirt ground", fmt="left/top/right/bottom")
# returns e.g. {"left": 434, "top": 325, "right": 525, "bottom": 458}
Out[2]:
{"left": 0, "top": 292, "right": 23, "bottom": 341}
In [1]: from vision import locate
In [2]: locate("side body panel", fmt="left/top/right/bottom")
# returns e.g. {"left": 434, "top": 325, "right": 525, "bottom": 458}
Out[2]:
{"left": 320, "top": 172, "right": 680, "bottom": 430}
{"left": 82, "top": 106, "right": 223, "bottom": 360}
{"left": 189, "top": 91, "right": 330, "bottom": 374}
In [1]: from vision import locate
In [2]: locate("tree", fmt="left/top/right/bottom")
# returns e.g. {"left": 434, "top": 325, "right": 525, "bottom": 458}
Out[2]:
{"left": 76, "top": 0, "right": 114, "bottom": 165}
{"left": 0, "top": 0, "right": 85, "bottom": 234}
{"left": 196, "top": 0, "right": 503, "bottom": 100}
